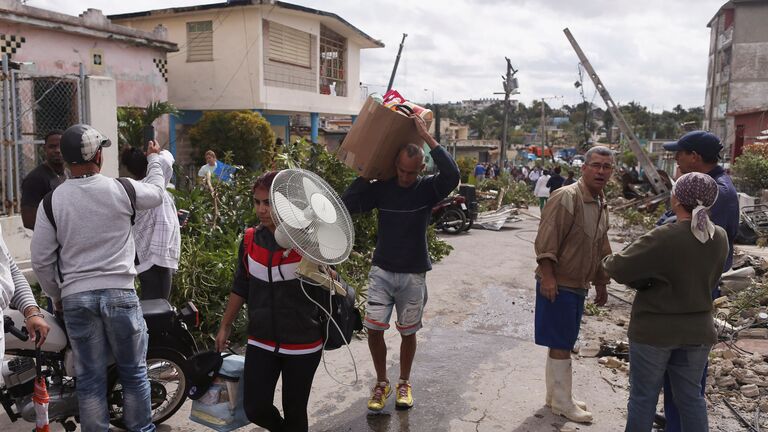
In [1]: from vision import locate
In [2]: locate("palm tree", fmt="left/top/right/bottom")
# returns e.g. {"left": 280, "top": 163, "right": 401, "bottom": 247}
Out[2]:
{"left": 469, "top": 112, "right": 499, "bottom": 139}
{"left": 117, "top": 101, "right": 178, "bottom": 151}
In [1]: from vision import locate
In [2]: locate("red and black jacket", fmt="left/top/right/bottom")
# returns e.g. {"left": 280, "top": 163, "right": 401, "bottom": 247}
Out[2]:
{"left": 231, "top": 225, "right": 324, "bottom": 355}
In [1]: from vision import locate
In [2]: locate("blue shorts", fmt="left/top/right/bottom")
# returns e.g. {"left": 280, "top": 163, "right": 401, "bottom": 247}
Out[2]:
{"left": 534, "top": 280, "right": 586, "bottom": 350}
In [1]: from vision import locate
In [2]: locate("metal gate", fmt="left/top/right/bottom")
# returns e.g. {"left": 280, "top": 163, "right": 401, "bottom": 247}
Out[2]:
{"left": 0, "top": 54, "right": 85, "bottom": 216}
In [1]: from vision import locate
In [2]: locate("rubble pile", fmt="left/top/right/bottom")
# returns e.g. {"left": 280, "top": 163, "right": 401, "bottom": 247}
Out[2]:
{"left": 699, "top": 250, "right": 768, "bottom": 428}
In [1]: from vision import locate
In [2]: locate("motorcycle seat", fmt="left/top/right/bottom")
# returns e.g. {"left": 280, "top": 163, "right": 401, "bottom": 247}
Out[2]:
{"left": 140, "top": 299, "right": 175, "bottom": 332}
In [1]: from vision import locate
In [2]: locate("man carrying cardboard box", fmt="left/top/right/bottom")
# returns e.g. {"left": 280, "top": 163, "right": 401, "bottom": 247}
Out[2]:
{"left": 342, "top": 115, "right": 460, "bottom": 413}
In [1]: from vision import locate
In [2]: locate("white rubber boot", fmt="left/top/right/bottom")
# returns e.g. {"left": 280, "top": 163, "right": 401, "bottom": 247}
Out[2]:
{"left": 545, "top": 357, "right": 588, "bottom": 410}
{"left": 549, "top": 358, "right": 593, "bottom": 423}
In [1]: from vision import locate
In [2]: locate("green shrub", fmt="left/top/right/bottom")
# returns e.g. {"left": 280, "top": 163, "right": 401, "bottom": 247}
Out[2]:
{"left": 188, "top": 111, "right": 276, "bottom": 169}
{"left": 732, "top": 150, "right": 768, "bottom": 196}
{"left": 456, "top": 157, "right": 477, "bottom": 184}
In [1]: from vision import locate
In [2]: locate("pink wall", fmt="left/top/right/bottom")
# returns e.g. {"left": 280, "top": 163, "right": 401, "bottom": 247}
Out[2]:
{"left": 1, "top": 22, "right": 171, "bottom": 142}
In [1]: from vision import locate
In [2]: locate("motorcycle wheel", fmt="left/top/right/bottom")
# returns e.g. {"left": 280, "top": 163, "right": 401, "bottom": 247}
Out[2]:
{"left": 462, "top": 217, "right": 473, "bottom": 232}
{"left": 108, "top": 348, "right": 189, "bottom": 427}
{"left": 439, "top": 208, "right": 467, "bottom": 234}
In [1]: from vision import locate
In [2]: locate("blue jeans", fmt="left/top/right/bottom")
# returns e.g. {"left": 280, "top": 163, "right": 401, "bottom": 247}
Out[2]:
{"left": 662, "top": 286, "right": 719, "bottom": 432}
{"left": 626, "top": 341, "right": 711, "bottom": 432}
{"left": 63, "top": 289, "right": 155, "bottom": 432}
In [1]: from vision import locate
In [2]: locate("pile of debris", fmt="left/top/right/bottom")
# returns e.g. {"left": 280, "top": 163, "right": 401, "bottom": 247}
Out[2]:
{"left": 472, "top": 186, "right": 524, "bottom": 231}
{"left": 694, "top": 250, "right": 768, "bottom": 429}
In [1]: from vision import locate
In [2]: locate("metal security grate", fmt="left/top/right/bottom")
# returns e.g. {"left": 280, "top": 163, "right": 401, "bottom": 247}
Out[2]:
{"left": 0, "top": 57, "right": 84, "bottom": 215}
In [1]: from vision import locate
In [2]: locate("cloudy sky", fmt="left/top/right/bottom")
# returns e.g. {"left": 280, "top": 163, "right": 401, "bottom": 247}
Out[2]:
{"left": 32, "top": 0, "right": 726, "bottom": 111}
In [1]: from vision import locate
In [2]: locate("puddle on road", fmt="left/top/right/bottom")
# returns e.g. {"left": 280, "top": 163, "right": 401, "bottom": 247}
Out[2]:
{"left": 463, "top": 285, "right": 535, "bottom": 340}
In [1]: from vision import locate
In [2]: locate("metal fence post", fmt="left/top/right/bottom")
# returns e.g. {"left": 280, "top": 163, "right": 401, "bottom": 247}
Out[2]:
{"left": 10, "top": 70, "right": 20, "bottom": 214}
{"left": 79, "top": 63, "right": 86, "bottom": 125}
{"left": 2, "top": 54, "right": 11, "bottom": 214}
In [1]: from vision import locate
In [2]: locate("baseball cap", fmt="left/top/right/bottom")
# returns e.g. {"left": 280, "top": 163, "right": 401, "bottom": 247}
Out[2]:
{"left": 60, "top": 124, "right": 111, "bottom": 164}
{"left": 662, "top": 130, "right": 723, "bottom": 160}
{"left": 185, "top": 350, "right": 223, "bottom": 400}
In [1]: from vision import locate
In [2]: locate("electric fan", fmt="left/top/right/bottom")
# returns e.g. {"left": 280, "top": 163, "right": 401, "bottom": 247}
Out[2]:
{"left": 270, "top": 169, "right": 355, "bottom": 291}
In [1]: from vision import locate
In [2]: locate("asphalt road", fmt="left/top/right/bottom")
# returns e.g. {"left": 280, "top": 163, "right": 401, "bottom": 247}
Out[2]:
{"left": 2, "top": 212, "right": 631, "bottom": 431}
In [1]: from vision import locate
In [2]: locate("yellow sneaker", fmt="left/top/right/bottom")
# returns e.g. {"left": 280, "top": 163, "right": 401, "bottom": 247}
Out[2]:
{"left": 395, "top": 380, "right": 413, "bottom": 410}
{"left": 367, "top": 381, "right": 391, "bottom": 412}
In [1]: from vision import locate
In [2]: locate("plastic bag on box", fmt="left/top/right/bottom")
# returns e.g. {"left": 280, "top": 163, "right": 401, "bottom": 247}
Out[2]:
{"left": 189, "top": 354, "right": 249, "bottom": 431}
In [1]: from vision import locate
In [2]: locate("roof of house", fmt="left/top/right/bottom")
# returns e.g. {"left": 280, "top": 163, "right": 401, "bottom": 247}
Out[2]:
{"left": 708, "top": 0, "right": 766, "bottom": 27}
{"left": 108, "top": 0, "right": 384, "bottom": 49}
{"left": 0, "top": 0, "right": 177, "bottom": 52}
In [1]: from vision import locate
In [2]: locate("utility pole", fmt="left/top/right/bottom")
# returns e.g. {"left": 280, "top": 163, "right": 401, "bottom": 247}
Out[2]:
{"left": 540, "top": 101, "right": 546, "bottom": 158}
{"left": 539, "top": 96, "right": 563, "bottom": 162}
{"left": 494, "top": 57, "right": 519, "bottom": 166}
{"left": 387, "top": 34, "right": 408, "bottom": 92}
{"left": 563, "top": 28, "right": 669, "bottom": 195}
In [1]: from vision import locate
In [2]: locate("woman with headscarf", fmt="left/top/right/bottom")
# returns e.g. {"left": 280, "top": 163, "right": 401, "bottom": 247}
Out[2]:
{"left": 602, "top": 172, "right": 728, "bottom": 432}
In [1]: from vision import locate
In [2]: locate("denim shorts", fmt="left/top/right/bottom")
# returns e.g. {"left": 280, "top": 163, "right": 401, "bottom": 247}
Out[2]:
{"left": 365, "top": 266, "right": 428, "bottom": 335}
{"left": 534, "top": 280, "right": 585, "bottom": 350}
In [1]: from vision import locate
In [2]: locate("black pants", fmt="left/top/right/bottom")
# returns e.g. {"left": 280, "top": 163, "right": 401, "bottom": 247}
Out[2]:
{"left": 243, "top": 344, "right": 322, "bottom": 432}
{"left": 137, "top": 265, "right": 173, "bottom": 300}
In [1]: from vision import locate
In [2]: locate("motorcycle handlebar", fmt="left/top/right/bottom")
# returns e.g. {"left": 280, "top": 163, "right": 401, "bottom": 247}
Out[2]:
{"left": 3, "top": 315, "right": 29, "bottom": 341}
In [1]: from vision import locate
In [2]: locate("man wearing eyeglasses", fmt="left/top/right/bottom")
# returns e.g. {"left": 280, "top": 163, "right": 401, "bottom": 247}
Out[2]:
{"left": 657, "top": 130, "right": 739, "bottom": 432}
{"left": 533, "top": 146, "right": 614, "bottom": 424}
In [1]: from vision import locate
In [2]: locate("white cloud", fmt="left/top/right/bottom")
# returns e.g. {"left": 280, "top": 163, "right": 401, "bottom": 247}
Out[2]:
{"left": 27, "top": 0, "right": 727, "bottom": 110}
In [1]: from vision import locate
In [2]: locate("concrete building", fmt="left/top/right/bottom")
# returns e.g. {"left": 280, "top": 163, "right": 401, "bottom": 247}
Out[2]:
{"left": 704, "top": 0, "right": 768, "bottom": 160}
{"left": 109, "top": 0, "right": 383, "bottom": 168}
{"left": 0, "top": 0, "right": 176, "bottom": 271}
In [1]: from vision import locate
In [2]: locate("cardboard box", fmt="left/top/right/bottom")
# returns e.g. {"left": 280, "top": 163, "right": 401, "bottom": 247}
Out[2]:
{"left": 337, "top": 97, "right": 423, "bottom": 180}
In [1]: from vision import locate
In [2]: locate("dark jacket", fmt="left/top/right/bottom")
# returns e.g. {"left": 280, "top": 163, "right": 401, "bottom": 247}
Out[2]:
{"left": 231, "top": 226, "right": 324, "bottom": 350}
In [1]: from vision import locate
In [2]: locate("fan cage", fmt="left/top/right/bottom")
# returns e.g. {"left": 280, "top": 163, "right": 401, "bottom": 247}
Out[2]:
{"left": 270, "top": 169, "right": 355, "bottom": 265}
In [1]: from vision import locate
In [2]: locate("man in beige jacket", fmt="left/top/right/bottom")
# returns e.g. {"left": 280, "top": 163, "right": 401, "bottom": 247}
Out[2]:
{"left": 533, "top": 146, "right": 614, "bottom": 423}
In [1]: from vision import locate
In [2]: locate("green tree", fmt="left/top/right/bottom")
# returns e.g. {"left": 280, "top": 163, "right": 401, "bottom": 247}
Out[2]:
{"left": 117, "top": 101, "right": 178, "bottom": 152}
{"left": 189, "top": 110, "right": 276, "bottom": 169}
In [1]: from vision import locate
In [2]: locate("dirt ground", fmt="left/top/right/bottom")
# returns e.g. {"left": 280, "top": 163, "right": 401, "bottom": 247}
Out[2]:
{"left": 2, "top": 209, "right": 746, "bottom": 431}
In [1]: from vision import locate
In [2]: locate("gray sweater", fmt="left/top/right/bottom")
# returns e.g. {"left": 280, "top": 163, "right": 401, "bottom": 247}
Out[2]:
{"left": 31, "top": 154, "right": 165, "bottom": 302}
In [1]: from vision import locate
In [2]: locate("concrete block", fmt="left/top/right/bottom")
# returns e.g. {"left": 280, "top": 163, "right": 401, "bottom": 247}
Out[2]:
{"left": 741, "top": 383, "right": 760, "bottom": 398}
{"left": 740, "top": 328, "right": 768, "bottom": 339}
{"left": 716, "top": 375, "right": 737, "bottom": 388}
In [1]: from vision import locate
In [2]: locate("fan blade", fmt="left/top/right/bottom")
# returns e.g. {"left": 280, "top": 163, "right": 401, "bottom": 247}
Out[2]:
{"left": 273, "top": 191, "right": 310, "bottom": 229}
{"left": 302, "top": 176, "right": 324, "bottom": 203}
{"left": 315, "top": 222, "right": 349, "bottom": 262}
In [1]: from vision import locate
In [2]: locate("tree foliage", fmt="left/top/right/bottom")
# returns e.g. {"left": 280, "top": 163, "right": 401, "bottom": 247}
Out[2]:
{"left": 117, "top": 101, "right": 178, "bottom": 152}
{"left": 189, "top": 111, "right": 276, "bottom": 169}
{"left": 435, "top": 99, "right": 704, "bottom": 151}
{"left": 732, "top": 143, "right": 768, "bottom": 195}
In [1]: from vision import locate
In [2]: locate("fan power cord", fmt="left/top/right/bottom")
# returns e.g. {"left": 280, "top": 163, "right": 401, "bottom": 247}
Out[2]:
{"left": 299, "top": 276, "right": 359, "bottom": 387}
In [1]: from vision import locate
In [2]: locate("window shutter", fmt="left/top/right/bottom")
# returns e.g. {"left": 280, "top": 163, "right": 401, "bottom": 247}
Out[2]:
{"left": 187, "top": 21, "right": 213, "bottom": 62}
{"left": 268, "top": 21, "right": 311, "bottom": 68}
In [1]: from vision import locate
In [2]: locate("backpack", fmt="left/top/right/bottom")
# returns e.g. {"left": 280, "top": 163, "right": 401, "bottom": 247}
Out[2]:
{"left": 320, "top": 278, "right": 362, "bottom": 351}
{"left": 42, "top": 177, "right": 137, "bottom": 282}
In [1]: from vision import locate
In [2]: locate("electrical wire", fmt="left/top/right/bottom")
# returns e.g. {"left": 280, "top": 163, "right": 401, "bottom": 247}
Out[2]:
{"left": 299, "top": 274, "right": 359, "bottom": 387}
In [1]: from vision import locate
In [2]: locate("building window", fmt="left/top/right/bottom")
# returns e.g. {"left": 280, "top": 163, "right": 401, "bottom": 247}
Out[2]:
{"left": 187, "top": 21, "right": 213, "bottom": 62}
{"left": 267, "top": 21, "right": 311, "bottom": 68}
{"left": 320, "top": 25, "right": 346, "bottom": 96}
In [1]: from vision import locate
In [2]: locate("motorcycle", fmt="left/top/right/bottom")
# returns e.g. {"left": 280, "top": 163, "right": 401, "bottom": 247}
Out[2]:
{"left": 1, "top": 298, "right": 200, "bottom": 431}
{"left": 432, "top": 195, "right": 472, "bottom": 234}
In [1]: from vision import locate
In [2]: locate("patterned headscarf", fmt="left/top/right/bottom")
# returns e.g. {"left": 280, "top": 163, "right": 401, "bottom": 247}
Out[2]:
{"left": 671, "top": 172, "right": 719, "bottom": 243}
